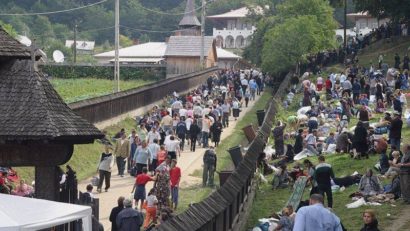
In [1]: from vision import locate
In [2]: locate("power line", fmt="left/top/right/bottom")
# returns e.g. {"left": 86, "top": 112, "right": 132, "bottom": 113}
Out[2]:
{"left": 0, "top": 0, "right": 109, "bottom": 16}
{"left": 137, "top": 4, "right": 204, "bottom": 16}
{"left": 120, "top": 25, "right": 198, "bottom": 33}
{"left": 137, "top": 0, "right": 214, "bottom": 16}
{"left": 28, "top": 26, "right": 115, "bottom": 40}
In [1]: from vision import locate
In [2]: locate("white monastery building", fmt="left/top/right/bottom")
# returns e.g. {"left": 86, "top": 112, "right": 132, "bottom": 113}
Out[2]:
{"left": 207, "top": 7, "right": 261, "bottom": 49}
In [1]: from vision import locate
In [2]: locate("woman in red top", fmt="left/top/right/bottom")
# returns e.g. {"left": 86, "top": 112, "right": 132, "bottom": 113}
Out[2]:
{"left": 131, "top": 167, "right": 155, "bottom": 210}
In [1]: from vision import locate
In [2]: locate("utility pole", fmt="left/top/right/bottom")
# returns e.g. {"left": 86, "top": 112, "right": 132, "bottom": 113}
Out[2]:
{"left": 200, "top": 0, "right": 206, "bottom": 69}
{"left": 343, "top": 0, "right": 347, "bottom": 49}
{"left": 114, "top": 0, "right": 120, "bottom": 92}
{"left": 73, "top": 24, "right": 77, "bottom": 63}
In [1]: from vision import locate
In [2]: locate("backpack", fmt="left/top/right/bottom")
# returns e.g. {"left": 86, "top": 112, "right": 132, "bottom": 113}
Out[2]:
{"left": 204, "top": 150, "right": 216, "bottom": 166}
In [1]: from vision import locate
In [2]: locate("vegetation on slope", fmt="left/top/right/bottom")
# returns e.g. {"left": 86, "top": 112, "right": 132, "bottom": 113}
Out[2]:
{"left": 50, "top": 78, "right": 155, "bottom": 103}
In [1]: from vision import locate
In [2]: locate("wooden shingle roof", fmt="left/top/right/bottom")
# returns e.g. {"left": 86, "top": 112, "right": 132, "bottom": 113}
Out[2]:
{"left": 0, "top": 59, "right": 103, "bottom": 142}
{"left": 165, "top": 36, "right": 215, "bottom": 57}
{"left": 0, "top": 27, "right": 31, "bottom": 59}
{"left": 178, "top": 0, "right": 201, "bottom": 27}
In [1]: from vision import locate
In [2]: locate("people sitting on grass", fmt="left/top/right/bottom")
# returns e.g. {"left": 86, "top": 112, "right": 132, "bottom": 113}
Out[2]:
{"left": 384, "top": 151, "right": 401, "bottom": 177}
{"left": 272, "top": 164, "right": 289, "bottom": 190}
{"left": 11, "top": 179, "right": 33, "bottom": 197}
{"left": 274, "top": 207, "right": 294, "bottom": 231}
{"left": 358, "top": 169, "right": 384, "bottom": 197}
{"left": 383, "top": 172, "right": 401, "bottom": 200}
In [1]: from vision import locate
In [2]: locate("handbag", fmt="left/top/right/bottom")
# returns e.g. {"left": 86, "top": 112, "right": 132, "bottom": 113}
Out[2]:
{"left": 130, "top": 166, "right": 137, "bottom": 177}
{"left": 91, "top": 176, "right": 99, "bottom": 186}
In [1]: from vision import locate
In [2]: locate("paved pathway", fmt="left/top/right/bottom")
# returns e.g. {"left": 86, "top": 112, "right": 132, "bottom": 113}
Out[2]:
{"left": 78, "top": 94, "right": 262, "bottom": 230}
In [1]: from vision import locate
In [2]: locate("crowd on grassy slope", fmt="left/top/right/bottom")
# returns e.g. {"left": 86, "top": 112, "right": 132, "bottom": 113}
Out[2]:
{"left": 253, "top": 41, "right": 410, "bottom": 230}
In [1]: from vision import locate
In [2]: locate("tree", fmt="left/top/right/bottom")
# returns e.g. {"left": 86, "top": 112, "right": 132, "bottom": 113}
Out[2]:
{"left": 0, "top": 20, "right": 18, "bottom": 38}
{"left": 243, "top": 18, "right": 275, "bottom": 66}
{"left": 139, "top": 34, "right": 150, "bottom": 43}
{"left": 354, "top": 0, "right": 410, "bottom": 22}
{"left": 275, "top": 0, "right": 337, "bottom": 48}
{"left": 119, "top": 35, "right": 133, "bottom": 47}
{"left": 261, "top": 16, "right": 333, "bottom": 74}
{"left": 245, "top": 0, "right": 337, "bottom": 71}
{"left": 353, "top": 0, "right": 385, "bottom": 20}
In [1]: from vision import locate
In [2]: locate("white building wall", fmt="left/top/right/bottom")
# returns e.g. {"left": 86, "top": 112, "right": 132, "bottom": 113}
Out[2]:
{"left": 212, "top": 26, "right": 256, "bottom": 49}
{"left": 355, "top": 18, "right": 390, "bottom": 30}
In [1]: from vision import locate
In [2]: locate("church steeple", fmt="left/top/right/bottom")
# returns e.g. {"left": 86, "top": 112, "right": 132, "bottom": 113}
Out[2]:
{"left": 177, "top": 0, "right": 201, "bottom": 36}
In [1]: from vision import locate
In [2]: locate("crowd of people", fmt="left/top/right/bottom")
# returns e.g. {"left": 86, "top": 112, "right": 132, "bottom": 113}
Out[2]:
{"left": 90, "top": 69, "right": 268, "bottom": 230}
{"left": 258, "top": 36, "right": 410, "bottom": 230}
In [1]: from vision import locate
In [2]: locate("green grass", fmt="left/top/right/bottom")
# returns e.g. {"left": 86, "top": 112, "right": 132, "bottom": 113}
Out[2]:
{"left": 15, "top": 118, "right": 137, "bottom": 184}
{"left": 50, "top": 78, "right": 155, "bottom": 103}
{"left": 357, "top": 37, "right": 410, "bottom": 67}
{"left": 246, "top": 74, "right": 410, "bottom": 230}
{"left": 246, "top": 153, "right": 407, "bottom": 230}
{"left": 175, "top": 90, "right": 274, "bottom": 214}
{"left": 175, "top": 184, "right": 213, "bottom": 213}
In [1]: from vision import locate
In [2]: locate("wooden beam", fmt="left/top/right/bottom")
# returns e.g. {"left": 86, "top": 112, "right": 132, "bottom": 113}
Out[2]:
{"left": 0, "top": 143, "right": 74, "bottom": 166}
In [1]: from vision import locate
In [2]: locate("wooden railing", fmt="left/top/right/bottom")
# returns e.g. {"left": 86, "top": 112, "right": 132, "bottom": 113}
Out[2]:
{"left": 155, "top": 71, "right": 294, "bottom": 231}
{"left": 68, "top": 67, "right": 219, "bottom": 124}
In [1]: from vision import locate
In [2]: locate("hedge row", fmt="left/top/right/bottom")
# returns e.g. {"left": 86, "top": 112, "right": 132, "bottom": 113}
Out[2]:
{"left": 41, "top": 64, "right": 166, "bottom": 81}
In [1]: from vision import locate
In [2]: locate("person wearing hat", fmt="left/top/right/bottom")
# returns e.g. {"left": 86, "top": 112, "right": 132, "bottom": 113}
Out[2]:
{"left": 97, "top": 145, "right": 115, "bottom": 193}
{"left": 390, "top": 111, "right": 403, "bottom": 150}
{"left": 116, "top": 198, "right": 143, "bottom": 231}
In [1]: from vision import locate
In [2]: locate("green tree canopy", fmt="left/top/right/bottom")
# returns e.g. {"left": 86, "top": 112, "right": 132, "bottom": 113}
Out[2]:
{"left": 0, "top": 20, "right": 17, "bottom": 38}
{"left": 245, "top": 0, "right": 337, "bottom": 72}
{"left": 354, "top": 0, "right": 410, "bottom": 22}
{"left": 261, "top": 15, "right": 329, "bottom": 74}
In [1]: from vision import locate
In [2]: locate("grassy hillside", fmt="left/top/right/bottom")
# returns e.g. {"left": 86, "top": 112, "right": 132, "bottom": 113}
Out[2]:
{"left": 357, "top": 37, "right": 410, "bottom": 67}
{"left": 50, "top": 78, "right": 155, "bottom": 103}
{"left": 245, "top": 69, "right": 410, "bottom": 230}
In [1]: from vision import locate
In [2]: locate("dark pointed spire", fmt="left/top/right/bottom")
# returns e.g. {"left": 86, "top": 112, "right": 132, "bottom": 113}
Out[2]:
{"left": 179, "top": 0, "right": 201, "bottom": 27}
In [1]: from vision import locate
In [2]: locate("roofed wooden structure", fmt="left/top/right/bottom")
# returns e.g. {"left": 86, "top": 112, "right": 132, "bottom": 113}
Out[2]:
{"left": 0, "top": 59, "right": 103, "bottom": 143}
{"left": 0, "top": 27, "right": 31, "bottom": 59}
{"left": 0, "top": 26, "right": 103, "bottom": 201}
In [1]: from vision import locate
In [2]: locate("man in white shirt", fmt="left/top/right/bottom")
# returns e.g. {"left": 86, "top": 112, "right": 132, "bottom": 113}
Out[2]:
{"left": 165, "top": 136, "right": 180, "bottom": 159}
{"left": 221, "top": 101, "right": 231, "bottom": 128}
{"left": 220, "top": 85, "right": 227, "bottom": 101}
{"left": 179, "top": 107, "right": 187, "bottom": 119}
{"left": 147, "top": 127, "right": 160, "bottom": 144}
{"left": 193, "top": 103, "right": 203, "bottom": 117}
{"left": 185, "top": 115, "right": 193, "bottom": 139}
{"left": 202, "top": 115, "right": 211, "bottom": 148}
{"left": 202, "top": 107, "right": 211, "bottom": 117}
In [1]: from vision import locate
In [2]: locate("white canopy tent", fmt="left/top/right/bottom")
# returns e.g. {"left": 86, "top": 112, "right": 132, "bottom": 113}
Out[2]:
{"left": 0, "top": 194, "right": 92, "bottom": 231}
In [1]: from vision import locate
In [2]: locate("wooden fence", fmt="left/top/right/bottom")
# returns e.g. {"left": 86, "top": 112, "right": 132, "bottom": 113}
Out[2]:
{"left": 68, "top": 67, "right": 219, "bottom": 124}
{"left": 155, "top": 71, "right": 293, "bottom": 231}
